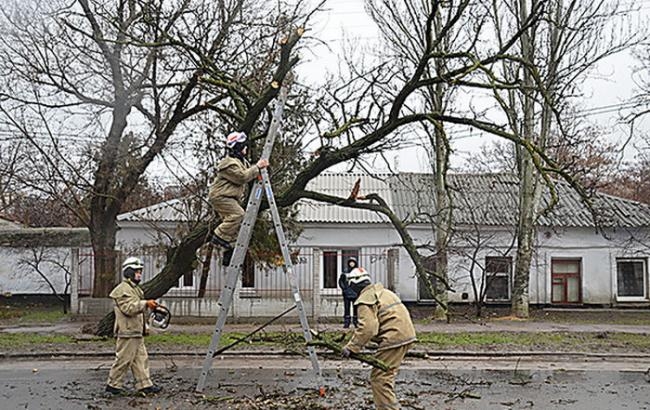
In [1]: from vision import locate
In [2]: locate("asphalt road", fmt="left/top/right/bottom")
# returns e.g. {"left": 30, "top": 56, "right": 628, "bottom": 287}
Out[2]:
{"left": 2, "top": 355, "right": 650, "bottom": 409}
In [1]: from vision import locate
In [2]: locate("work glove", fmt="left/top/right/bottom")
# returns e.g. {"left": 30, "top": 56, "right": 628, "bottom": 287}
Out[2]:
{"left": 341, "top": 347, "right": 351, "bottom": 358}
{"left": 146, "top": 300, "right": 158, "bottom": 310}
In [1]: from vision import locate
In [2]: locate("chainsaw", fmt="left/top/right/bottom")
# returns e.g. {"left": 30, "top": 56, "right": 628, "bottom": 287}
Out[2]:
{"left": 149, "top": 304, "right": 172, "bottom": 330}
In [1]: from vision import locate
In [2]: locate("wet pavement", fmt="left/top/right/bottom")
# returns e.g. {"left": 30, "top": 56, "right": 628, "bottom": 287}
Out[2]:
{"left": 2, "top": 355, "right": 650, "bottom": 409}
{"left": 3, "top": 312, "right": 650, "bottom": 409}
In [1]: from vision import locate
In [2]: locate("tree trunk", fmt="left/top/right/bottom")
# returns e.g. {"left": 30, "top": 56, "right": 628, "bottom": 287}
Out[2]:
{"left": 90, "top": 217, "right": 119, "bottom": 297}
{"left": 511, "top": 0, "right": 538, "bottom": 319}
{"left": 512, "top": 162, "right": 536, "bottom": 318}
{"left": 432, "top": 124, "right": 450, "bottom": 321}
{"left": 432, "top": 251, "right": 449, "bottom": 321}
{"left": 430, "top": 9, "right": 452, "bottom": 322}
{"left": 198, "top": 243, "right": 214, "bottom": 298}
{"left": 95, "top": 221, "right": 214, "bottom": 336}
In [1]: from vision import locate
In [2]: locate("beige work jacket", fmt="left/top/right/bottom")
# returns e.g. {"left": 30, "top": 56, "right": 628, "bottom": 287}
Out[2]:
{"left": 208, "top": 156, "right": 260, "bottom": 202}
{"left": 109, "top": 279, "right": 147, "bottom": 338}
{"left": 345, "top": 283, "right": 417, "bottom": 353}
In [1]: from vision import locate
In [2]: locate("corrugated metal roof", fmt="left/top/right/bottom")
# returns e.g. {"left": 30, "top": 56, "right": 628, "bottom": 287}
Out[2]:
{"left": 390, "top": 173, "right": 650, "bottom": 228}
{"left": 117, "top": 197, "right": 210, "bottom": 223}
{"left": 297, "top": 173, "right": 393, "bottom": 223}
{"left": 118, "top": 173, "right": 650, "bottom": 228}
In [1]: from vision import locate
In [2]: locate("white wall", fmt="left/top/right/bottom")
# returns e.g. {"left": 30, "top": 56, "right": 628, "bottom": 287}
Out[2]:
{"left": 116, "top": 221, "right": 178, "bottom": 250}
{"left": 0, "top": 247, "right": 72, "bottom": 295}
{"left": 389, "top": 224, "right": 649, "bottom": 304}
{"left": 116, "top": 218, "right": 650, "bottom": 306}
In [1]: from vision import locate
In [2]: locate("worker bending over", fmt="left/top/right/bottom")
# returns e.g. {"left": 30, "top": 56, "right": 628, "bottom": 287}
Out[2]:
{"left": 341, "top": 267, "right": 417, "bottom": 410}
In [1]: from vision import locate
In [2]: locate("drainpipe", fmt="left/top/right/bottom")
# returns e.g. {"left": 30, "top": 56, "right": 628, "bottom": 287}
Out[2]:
{"left": 312, "top": 248, "right": 321, "bottom": 321}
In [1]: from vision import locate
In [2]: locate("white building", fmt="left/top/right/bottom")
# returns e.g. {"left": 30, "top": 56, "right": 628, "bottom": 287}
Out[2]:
{"left": 110, "top": 173, "right": 650, "bottom": 317}
{"left": 0, "top": 225, "right": 89, "bottom": 298}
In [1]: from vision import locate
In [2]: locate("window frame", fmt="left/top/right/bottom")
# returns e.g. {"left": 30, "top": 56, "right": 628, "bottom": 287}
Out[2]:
{"left": 616, "top": 258, "right": 648, "bottom": 302}
{"left": 321, "top": 248, "right": 360, "bottom": 295}
{"left": 241, "top": 252, "right": 255, "bottom": 289}
{"left": 484, "top": 256, "right": 512, "bottom": 302}
{"left": 417, "top": 255, "right": 438, "bottom": 302}
{"left": 551, "top": 258, "right": 582, "bottom": 304}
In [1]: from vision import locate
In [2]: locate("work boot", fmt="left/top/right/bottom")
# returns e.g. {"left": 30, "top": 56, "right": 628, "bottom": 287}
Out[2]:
{"left": 352, "top": 317, "right": 359, "bottom": 328}
{"left": 211, "top": 234, "right": 233, "bottom": 250}
{"left": 105, "top": 385, "right": 124, "bottom": 395}
{"left": 139, "top": 385, "right": 162, "bottom": 395}
{"left": 222, "top": 249, "right": 234, "bottom": 266}
{"left": 343, "top": 316, "right": 351, "bottom": 329}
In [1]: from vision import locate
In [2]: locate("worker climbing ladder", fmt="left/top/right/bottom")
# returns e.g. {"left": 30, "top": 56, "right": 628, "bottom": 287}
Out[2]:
{"left": 196, "top": 79, "right": 322, "bottom": 393}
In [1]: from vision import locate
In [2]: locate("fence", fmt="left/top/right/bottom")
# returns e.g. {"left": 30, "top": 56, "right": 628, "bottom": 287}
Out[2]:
{"left": 73, "top": 246, "right": 399, "bottom": 318}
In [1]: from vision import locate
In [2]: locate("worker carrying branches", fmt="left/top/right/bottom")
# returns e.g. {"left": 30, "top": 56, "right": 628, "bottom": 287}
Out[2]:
{"left": 208, "top": 131, "right": 269, "bottom": 265}
{"left": 340, "top": 267, "right": 417, "bottom": 410}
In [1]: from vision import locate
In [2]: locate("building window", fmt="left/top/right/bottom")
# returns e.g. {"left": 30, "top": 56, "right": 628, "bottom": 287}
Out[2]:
{"left": 322, "top": 249, "right": 360, "bottom": 290}
{"left": 182, "top": 270, "right": 194, "bottom": 287}
{"left": 241, "top": 252, "right": 255, "bottom": 288}
{"left": 551, "top": 259, "right": 581, "bottom": 304}
{"left": 418, "top": 255, "right": 437, "bottom": 301}
{"left": 617, "top": 259, "right": 647, "bottom": 300}
{"left": 485, "top": 257, "right": 512, "bottom": 301}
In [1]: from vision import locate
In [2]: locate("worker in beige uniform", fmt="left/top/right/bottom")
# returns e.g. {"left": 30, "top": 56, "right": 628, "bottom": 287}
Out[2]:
{"left": 208, "top": 131, "right": 269, "bottom": 266}
{"left": 341, "top": 267, "right": 417, "bottom": 410}
{"left": 105, "top": 257, "right": 162, "bottom": 395}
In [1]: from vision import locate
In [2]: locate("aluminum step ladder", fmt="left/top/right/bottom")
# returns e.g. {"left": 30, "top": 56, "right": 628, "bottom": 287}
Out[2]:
{"left": 196, "top": 80, "right": 322, "bottom": 393}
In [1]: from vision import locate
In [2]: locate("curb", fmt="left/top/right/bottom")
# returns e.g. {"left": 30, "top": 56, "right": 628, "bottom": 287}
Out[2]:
{"left": 3, "top": 349, "right": 650, "bottom": 360}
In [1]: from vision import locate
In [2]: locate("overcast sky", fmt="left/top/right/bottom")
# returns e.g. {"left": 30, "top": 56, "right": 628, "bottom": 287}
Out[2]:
{"left": 298, "top": 0, "right": 650, "bottom": 173}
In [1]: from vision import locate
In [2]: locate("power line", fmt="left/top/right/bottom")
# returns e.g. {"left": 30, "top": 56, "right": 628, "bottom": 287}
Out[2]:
{"left": 0, "top": 102, "right": 640, "bottom": 144}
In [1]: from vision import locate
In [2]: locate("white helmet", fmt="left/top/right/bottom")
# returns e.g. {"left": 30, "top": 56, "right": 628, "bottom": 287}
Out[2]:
{"left": 347, "top": 267, "right": 371, "bottom": 285}
{"left": 122, "top": 257, "right": 144, "bottom": 274}
{"left": 225, "top": 131, "right": 247, "bottom": 149}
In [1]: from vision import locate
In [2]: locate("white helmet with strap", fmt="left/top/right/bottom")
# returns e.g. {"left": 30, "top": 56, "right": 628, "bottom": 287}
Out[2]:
{"left": 122, "top": 257, "right": 144, "bottom": 274}
{"left": 225, "top": 131, "right": 247, "bottom": 150}
{"left": 347, "top": 267, "right": 371, "bottom": 285}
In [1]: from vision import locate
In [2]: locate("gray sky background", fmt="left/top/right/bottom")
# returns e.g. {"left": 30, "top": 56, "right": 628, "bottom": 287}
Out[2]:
{"left": 298, "top": 0, "right": 650, "bottom": 173}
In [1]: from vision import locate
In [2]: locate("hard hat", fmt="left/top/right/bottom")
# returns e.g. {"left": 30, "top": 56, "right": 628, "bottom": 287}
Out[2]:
{"left": 122, "top": 257, "right": 144, "bottom": 274}
{"left": 347, "top": 267, "right": 371, "bottom": 285}
{"left": 225, "top": 131, "right": 247, "bottom": 149}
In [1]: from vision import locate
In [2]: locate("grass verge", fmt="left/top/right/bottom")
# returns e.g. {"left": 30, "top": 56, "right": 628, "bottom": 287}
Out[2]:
{"left": 2, "top": 331, "right": 650, "bottom": 353}
{"left": 0, "top": 306, "right": 66, "bottom": 324}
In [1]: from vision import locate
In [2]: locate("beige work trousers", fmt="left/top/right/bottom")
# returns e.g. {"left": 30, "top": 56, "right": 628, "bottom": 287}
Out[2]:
{"left": 370, "top": 343, "right": 412, "bottom": 410}
{"left": 107, "top": 337, "right": 153, "bottom": 390}
{"left": 212, "top": 197, "right": 245, "bottom": 242}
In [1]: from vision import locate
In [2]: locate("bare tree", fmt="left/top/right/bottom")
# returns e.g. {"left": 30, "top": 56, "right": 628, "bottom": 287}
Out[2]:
{"left": 16, "top": 247, "right": 72, "bottom": 313}
{"left": 27, "top": 0, "right": 625, "bottom": 332}
{"left": 600, "top": 133, "right": 650, "bottom": 204}
{"left": 90, "top": 0, "right": 547, "bottom": 334}
{"left": 452, "top": 181, "right": 517, "bottom": 317}
{"left": 364, "top": 0, "right": 464, "bottom": 320}
{"left": 628, "top": 37, "right": 650, "bottom": 127}
{"left": 0, "top": 0, "right": 316, "bottom": 297}
{"left": 486, "top": 0, "right": 642, "bottom": 317}
{"left": 0, "top": 142, "right": 23, "bottom": 214}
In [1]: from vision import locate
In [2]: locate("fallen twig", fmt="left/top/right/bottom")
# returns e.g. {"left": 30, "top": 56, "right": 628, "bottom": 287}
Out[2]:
{"left": 201, "top": 395, "right": 234, "bottom": 404}
{"left": 212, "top": 306, "right": 297, "bottom": 357}
{"left": 444, "top": 388, "right": 481, "bottom": 403}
